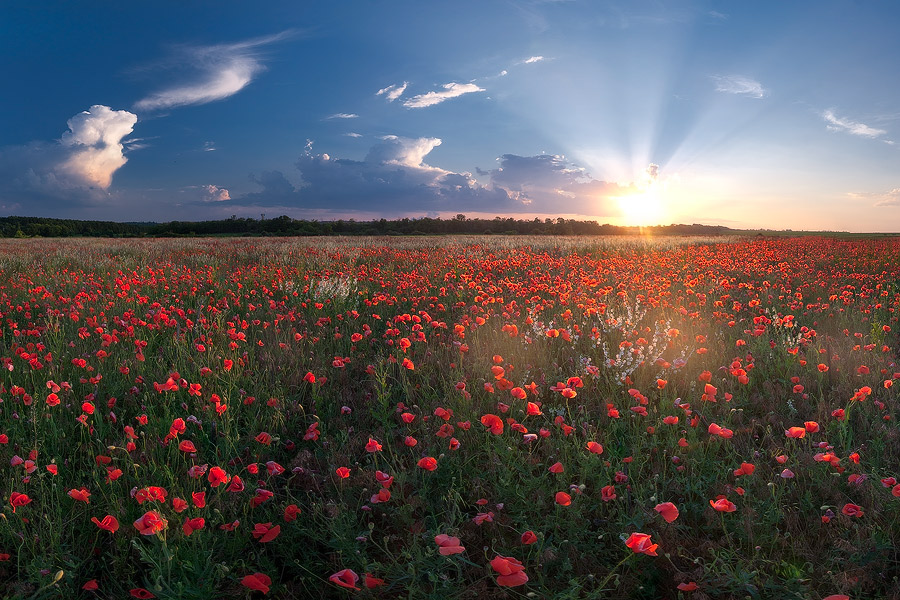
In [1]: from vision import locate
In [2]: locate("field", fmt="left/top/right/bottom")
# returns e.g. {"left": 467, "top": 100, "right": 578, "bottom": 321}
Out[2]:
{"left": 0, "top": 235, "right": 898, "bottom": 599}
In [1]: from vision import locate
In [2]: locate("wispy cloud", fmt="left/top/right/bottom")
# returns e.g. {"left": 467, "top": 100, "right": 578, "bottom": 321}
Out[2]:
{"left": 850, "top": 188, "right": 900, "bottom": 206}
{"left": 712, "top": 75, "right": 767, "bottom": 99}
{"left": 344, "top": 132, "right": 363, "bottom": 138}
{"left": 326, "top": 113, "right": 358, "bottom": 119}
{"left": 822, "top": 110, "right": 887, "bottom": 139}
{"left": 403, "top": 82, "right": 485, "bottom": 108}
{"left": 376, "top": 82, "right": 408, "bottom": 102}
{"left": 203, "top": 141, "right": 217, "bottom": 152}
{"left": 134, "top": 31, "right": 292, "bottom": 112}
{"left": 523, "top": 56, "right": 544, "bottom": 64}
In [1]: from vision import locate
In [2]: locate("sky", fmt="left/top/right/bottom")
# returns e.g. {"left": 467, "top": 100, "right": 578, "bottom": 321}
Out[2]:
{"left": 2, "top": 1, "right": 900, "bottom": 231}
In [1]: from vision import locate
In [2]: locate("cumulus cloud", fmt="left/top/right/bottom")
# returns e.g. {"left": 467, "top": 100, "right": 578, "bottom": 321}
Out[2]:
{"left": 203, "top": 184, "right": 231, "bottom": 202}
{"left": 822, "top": 110, "right": 886, "bottom": 139}
{"left": 59, "top": 105, "right": 138, "bottom": 188}
{"left": 326, "top": 113, "right": 358, "bottom": 119}
{"left": 712, "top": 75, "right": 767, "bottom": 98}
{"left": 134, "top": 32, "right": 291, "bottom": 111}
{"left": 403, "top": 83, "right": 485, "bottom": 108}
{"left": 225, "top": 138, "right": 633, "bottom": 218}
{"left": 376, "top": 82, "right": 408, "bottom": 102}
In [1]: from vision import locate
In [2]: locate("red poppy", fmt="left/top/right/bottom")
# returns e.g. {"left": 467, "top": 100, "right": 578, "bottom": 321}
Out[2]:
{"left": 677, "top": 581, "right": 698, "bottom": 591}
{"left": 91, "top": 515, "right": 119, "bottom": 532}
{"left": 365, "top": 438, "right": 382, "bottom": 452}
{"left": 417, "top": 457, "right": 438, "bottom": 471}
{"left": 548, "top": 462, "right": 564, "bottom": 473}
{"left": 480, "top": 414, "right": 504, "bottom": 435}
{"left": 82, "top": 579, "right": 99, "bottom": 590}
{"left": 129, "top": 588, "right": 156, "bottom": 598}
{"left": 601, "top": 485, "right": 616, "bottom": 502}
{"left": 329, "top": 569, "right": 360, "bottom": 591}
{"left": 252, "top": 522, "right": 281, "bottom": 542}
{"left": 182, "top": 517, "right": 205, "bottom": 536}
{"left": 555, "top": 491, "right": 571, "bottom": 506}
{"left": 841, "top": 503, "right": 864, "bottom": 517}
{"left": 133, "top": 511, "right": 168, "bottom": 535}
{"left": 586, "top": 441, "right": 604, "bottom": 454}
{"left": 521, "top": 530, "right": 537, "bottom": 545}
{"left": 364, "top": 573, "right": 384, "bottom": 589}
{"left": 490, "top": 555, "right": 529, "bottom": 586}
{"left": 710, "top": 497, "right": 737, "bottom": 512}
{"left": 178, "top": 440, "right": 197, "bottom": 453}
{"left": 785, "top": 426, "right": 806, "bottom": 439}
{"left": 733, "top": 462, "right": 756, "bottom": 476}
{"left": 68, "top": 487, "right": 91, "bottom": 503}
{"left": 9, "top": 491, "right": 31, "bottom": 512}
{"left": 435, "top": 534, "right": 465, "bottom": 555}
{"left": 624, "top": 532, "right": 658, "bottom": 556}
{"left": 284, "top": 504, "right": 301, "bottom": 522}
{"left": 208, "top": 466, "right": 229, "bottom": 487}
{"left": 241, "top": 572, "right": 271, "bottom": 594}
{"left": 654, "top": 502, "right": 679, "bottom": 523}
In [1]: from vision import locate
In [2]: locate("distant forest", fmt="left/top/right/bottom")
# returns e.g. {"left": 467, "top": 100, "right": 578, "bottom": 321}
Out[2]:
{"left": 0, "top": 214, "right": 740, "bottom": 238}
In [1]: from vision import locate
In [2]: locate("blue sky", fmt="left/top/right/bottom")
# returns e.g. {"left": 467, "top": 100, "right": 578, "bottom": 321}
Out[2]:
{"left": 2, "top": 1, "right": 900, "bottom": 230}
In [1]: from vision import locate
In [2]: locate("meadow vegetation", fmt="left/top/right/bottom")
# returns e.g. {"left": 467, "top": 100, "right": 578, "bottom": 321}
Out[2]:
{"left": 0, "top": 235, "right": 897, "bottom": 599}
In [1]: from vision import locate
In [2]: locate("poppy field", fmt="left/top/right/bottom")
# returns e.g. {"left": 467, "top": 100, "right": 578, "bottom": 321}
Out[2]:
{"left": 1, "top": 235, "right": 899, "bottom": 599}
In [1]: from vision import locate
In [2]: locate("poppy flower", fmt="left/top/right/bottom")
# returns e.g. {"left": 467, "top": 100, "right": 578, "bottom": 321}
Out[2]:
{"left": 336, "top": 466, "right": 350, "bottom": 479}
{"left": 480, "top": 414, "right": 504, "bottom": 435}
{"left": 586, "top": 441, "right": 604, "bottom": 454}
{"left": 417, "top": 457, "right": 438, "bottom": 471}
{"left": 710, "top": 497, "right": 737, "bottom": 512}
{"left": 182, "top": 517, "right": 205, "bottom": 536}
{"left": 329, "top": 569, "right": 360, "bottom": 591}
{"left": 435, "top": 534, "right": 465, "bottom": 555}
{"left": 624, "top": 532, "right": 658, "bottom": 556}
{"left": 365, "top": 438, "right": 382, "bottom": 452}
{"left": 822, "top": 596, "right": 850, "bottom": 600}
{"left": 841, "top": 503, "right": 864, "bottom": 517}
{"left": 133, "top": 511, "right": 168, "bottom": 535}
{"left": 91, "top": 515, "right": 119, "bottom": 532}
{"left": 82, "top": 579, "right": 99, "bottom": 590}
{"left": 521, "top": 530, "right": 537, "bottom": 545}
{"left": 490, "top": 555, "right": 529, "bottom": 586}
{"left": 130, "top": 589, "right": 156, "bottom": 599}
{"left": 654, "top": 502, "right": 679, "bottom": 523}
{"left": 364, "top": 573, "right": 384, "bottom": 589}
{"left": 284, "top": 504, "right": 301, "bottom": 522}
{"left": 208, "top": 466, "right": 229, "bottom": 487}
{"left": 241, "top": 572, "right": 271, "bottom": 594}
{"left": 178, "top": 440, "right": 197, "bottom": 453}
{"left": 733, "top": 462, "right": 756, "bottom": 476}
{"left": 677, "top": 581, "right": 698, "bottom": 591}
{"left": 555, "top": 491, "right": 571, "bottom": 506}
{"left": 601, "top": 485, "right": 616, "bottom": 502}
{"left": 785, "top": 427, "right": 806, "bottom": 439}
{"left": 9, "top": 491, "right": 31, "bottom": 512}
{"left": 548, "top": 462, "right": 564, "bottom": 473}
{"left": 252, "top": 522, "right": 281, "bottom": 542}
{"left": 68, "top": 487, "right": 91, "bottom": 503}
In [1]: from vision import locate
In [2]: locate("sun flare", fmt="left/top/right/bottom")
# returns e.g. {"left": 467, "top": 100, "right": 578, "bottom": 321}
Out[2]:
{"left": 617, "top": 188, "right": 664, "bottom": 226}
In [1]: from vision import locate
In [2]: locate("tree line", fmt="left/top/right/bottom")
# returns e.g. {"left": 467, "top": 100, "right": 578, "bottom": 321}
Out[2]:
{"left": 0, "top": 214, "right": 736, "bottom": 238}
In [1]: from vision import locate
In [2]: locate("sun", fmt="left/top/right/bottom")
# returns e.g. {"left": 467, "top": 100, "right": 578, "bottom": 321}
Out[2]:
{"left": 617, "top": 187, "right": 665, "bottom": 226}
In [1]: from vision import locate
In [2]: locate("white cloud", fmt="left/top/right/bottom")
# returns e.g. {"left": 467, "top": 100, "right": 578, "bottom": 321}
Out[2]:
{"left": 203, "top": 184, "right": 231, "bottom": 202}
{"left": 60, "top": 105, "right": 138, "bottom": 188}
{"left": 367, "top": 135, "right": 443, "bottom": 168}
{"left": 344, "top": 132, "right": 363, "bottom": 138}
{"left": 712, "top": 75, "right": 767, "bottom": 99}
{"left": 203, "top": 141, "right": 217, "bottom": 151}
{"left": 524, "top": 56, "right": 544, "bottom": 64}
{"left": 134, "top": 32, "right": 291, "bottom": 111}
{"left": 851, "top": 188, "right": 900, "bottom": 206}
{"left": 326, "top": 113, "right": 358, "bottom": 119}
{"left": 822, "top": 110, "right": 887, "bottom": 139}
{"left": 402, "top": 82, "right": 486, "bottom": 108}
{"left": 376, "top": 82, "right": 408, "bottom": 102}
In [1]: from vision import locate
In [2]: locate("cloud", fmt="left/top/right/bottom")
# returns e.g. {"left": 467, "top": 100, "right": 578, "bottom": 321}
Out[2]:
{"left": 712, "top": 75, "right": 767, "bottom": 99}
{"left": 203, "top": 141, "right": 217, "bottom": 151}
{"left": 0, "top": 105, "right": 137, "bottom": 212}
{"left": 486, "top": 153, "right": 631, "bottom": 214}
{"left": 203, "top": 184, "right": 231, "bottom": 202}
{"left": 524, "top": 56, "right": 545, "bottom": 64}
{"left": 822, "top": 110, "right": 887, "bottom": 139}
{"left": 326, "top": 113, "right": 358, "bottom": 119}
{"left": 344, "top": 132, "right": 363, "bottom": 138}
{"left": 376, "top": 82, "right": 408, "bottom": 102}
{"left": 402, "top": 82, "right": 485, "bottom": 108}
{"left": 851, "top": 188, "right": 900, "bottom": 206}
{"left": 134, "top": 32, "right": 291, "bottom": 111}
{"left": 59, "top": 105, "right": 138, "bottom": 188}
